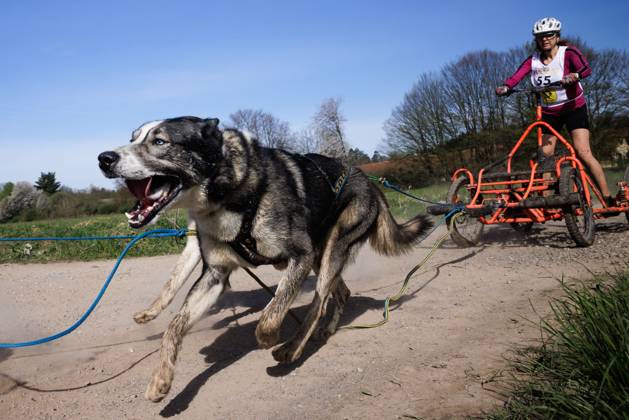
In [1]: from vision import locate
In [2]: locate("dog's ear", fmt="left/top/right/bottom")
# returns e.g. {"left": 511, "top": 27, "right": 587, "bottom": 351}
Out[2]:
{"left": 201, "top": 118, "right": 220, "bottom": 139}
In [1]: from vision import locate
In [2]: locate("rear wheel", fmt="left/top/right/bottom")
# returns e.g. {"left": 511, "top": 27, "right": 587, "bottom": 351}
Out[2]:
{"left": 446, "top": 176, "right": 484, "bottom": 247}
{"left": 559, "top": 166, "right": 595, "bottom": 247}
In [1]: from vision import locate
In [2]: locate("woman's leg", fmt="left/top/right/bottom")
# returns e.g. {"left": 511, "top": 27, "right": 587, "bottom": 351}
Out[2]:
{"left": 571, "top": 128, "right": 612, "bottom": 197}
{"left": 539, "top": 134, "right": 558, "bottom": 196}
{"left": 541, "top": 134, "right": 557, "bottom": 158}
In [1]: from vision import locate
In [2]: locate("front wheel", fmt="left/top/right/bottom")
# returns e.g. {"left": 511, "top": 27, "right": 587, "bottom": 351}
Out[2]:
{"left": 559, "top": 166, "right": 595, "bottom": 247}
{"left": 446, "top": 176, "right": 484, "bottom": 247}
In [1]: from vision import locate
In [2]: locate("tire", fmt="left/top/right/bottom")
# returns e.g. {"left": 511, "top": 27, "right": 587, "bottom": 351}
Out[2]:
{"left": 559, "top": 166, "right": 595, "bottom": 247}
{"left": 624, "top": 165, "right": 629, "bottom": 224}
{"left": 446, "top": 176, "right": 484, "bottom": 247}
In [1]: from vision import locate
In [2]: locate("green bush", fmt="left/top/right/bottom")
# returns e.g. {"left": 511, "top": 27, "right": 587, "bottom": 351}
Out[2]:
{"left": 0, "top": 182, "right": 14, "bottom": 201}
{"left": 0, "top": 186, "right": 136, "bottom": 223}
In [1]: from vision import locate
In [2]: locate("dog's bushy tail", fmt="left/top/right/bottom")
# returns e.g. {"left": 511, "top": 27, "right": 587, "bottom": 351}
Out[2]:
{"left": 369, "top": 192, "right": 433, "bottom": 256}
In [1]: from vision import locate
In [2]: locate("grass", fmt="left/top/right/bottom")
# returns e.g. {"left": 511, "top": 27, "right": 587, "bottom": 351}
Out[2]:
{"left": 0, "top": 182, "right": 451, "bottom": 264}
{"left": 489, "top": 272, "right": 629, "bottom": 419}
{"left": 384, "top": 181, "right": 450, "bottom": 221}
{"left": 0, "top": 211, "right": 188, "bottom": 263}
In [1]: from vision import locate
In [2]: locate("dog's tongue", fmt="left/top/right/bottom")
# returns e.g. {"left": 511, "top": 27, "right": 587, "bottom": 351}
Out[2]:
{"left": 126, "top": 178, "right": 153, "bottom": 201}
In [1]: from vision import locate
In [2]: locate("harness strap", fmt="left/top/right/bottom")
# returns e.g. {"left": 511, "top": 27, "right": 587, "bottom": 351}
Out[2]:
{"left": 228, "top": 202, "right": 285, "bottom": 266}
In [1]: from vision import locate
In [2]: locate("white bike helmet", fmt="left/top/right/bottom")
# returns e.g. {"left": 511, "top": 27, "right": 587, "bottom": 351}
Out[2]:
{"left": 532, "top": 17, "right": 562, "bottom": 35}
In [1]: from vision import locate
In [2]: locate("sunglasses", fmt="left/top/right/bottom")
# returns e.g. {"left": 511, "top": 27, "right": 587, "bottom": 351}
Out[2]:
{"left": 535, "top": 32, "right": 558, "bottom": 39}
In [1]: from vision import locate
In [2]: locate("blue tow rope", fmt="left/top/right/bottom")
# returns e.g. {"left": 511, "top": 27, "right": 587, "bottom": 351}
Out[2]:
{"left": 0, "top": 228, "right": 187, "bottom": 348}
{"left": 0, "top": 179, "right": 458, "bottom": 349}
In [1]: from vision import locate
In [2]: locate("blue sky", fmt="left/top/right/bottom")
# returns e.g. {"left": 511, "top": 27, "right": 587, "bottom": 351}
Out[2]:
{"left": 1, "top": 0, "right": 628, "bottom": 189}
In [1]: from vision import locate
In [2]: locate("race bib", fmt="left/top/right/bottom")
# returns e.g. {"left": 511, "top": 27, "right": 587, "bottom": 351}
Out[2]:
{"left": 542, "top": 90, "right": 558, "bottom": 105}
{"left": 530, "top": 47, "right": 569, "bottom": 107}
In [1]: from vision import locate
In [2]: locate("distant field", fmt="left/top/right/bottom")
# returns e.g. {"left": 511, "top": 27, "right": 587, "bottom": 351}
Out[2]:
{"left": 0, "top": 183, "right": 449, "bottom": 264}
{"left": 0, "top": 211, "right": 188, "bottom": 264}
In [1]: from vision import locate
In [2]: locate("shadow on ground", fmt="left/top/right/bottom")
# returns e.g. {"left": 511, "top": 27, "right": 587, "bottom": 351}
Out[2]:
{"left": 471, "top": 220, "right": 628, "bottom": 249}
{"left": 0, "top": 349, "right": 12, "bottom": 363}
{"left": 160, "top": 249, "right": 482, "bottom": 417}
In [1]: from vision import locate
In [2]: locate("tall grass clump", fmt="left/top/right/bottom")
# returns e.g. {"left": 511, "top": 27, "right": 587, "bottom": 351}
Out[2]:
{"left": 491, "top": 273, "right": 629, "bottom": 419}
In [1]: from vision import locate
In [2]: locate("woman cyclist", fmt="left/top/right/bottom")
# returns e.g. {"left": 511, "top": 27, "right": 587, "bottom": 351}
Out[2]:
{"left": 496, "top": 17, "right": 613, "bottom": 206}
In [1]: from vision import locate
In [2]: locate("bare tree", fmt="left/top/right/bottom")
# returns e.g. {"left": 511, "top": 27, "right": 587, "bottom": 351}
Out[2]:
{"left": 229, "top": 109, "right": 296, "bottom": 150}
{"left": 442, "top": 50, "right": 507, "bottom": 134}
{"left": 585, "top": 49, "right": 629, "bottom": 123}
{"left": 500, "top": 44, "right": 536, "bottom": 127}
{"left": 311, "top": 98, "right": 348, "bottom": 159}
{"left": 293, "top": 127, "right": 322, "bottom": 154}
{"left": 384, "top": 73, "right": 459, "bottom": 154}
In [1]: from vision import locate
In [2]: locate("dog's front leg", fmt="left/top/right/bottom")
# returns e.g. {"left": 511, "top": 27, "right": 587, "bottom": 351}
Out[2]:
{"left": 255, "top": 254, "right": 313, "bottom": 349}
{"left": 313, "top": 277, "right": 351, "bottom": 341}
{"left": 134, "top": 224, "right": 201, "bottom": 324}
{"left": 146, "top": 264, "right": 230, "bottom": 402}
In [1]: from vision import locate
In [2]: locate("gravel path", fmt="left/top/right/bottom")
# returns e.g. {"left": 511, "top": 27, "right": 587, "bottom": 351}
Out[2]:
{"left": 1, "top": 215, "right": 627, "bottom": 419}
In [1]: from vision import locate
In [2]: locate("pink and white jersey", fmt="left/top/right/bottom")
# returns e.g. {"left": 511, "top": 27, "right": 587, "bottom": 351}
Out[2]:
{"left": 504, "top": 45, "right": 592, "bottom": 115}
{"left": 530, "top": 46, "right": 582, "bottom": 108}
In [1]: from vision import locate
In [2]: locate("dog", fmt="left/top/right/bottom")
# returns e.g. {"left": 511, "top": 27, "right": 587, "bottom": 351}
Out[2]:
{"left": 98, "top": 116, "right": 432, "bottom": 402}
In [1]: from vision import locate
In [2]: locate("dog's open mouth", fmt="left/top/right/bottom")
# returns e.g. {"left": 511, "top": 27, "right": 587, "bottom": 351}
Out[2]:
{"left": 124, "top": 175, "right": 182, "bottom": 228}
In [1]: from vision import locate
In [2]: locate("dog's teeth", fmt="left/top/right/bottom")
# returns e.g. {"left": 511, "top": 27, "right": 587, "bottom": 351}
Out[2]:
{"left": 125, "top": 212, "right": 133, "bottom": 220}
{"left": 137, "top": 214, "right": 145, "bottom": 222}
{"left": 149, "top": 186, "right": 169, "bottom": 201}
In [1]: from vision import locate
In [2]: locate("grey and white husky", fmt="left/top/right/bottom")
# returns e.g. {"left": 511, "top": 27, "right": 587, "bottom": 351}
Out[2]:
{"left": 98, "top": 116, "right": 431, "bottom": 402}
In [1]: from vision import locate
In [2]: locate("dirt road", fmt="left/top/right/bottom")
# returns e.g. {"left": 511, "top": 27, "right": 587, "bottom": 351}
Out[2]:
{"left": 1, "top": 217, "right": 628, "bottom": 419}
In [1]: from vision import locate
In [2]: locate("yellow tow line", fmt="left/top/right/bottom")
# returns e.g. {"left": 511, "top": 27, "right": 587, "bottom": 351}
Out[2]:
{"left": 340, "top": 211, "right": 463, "bottom": 330}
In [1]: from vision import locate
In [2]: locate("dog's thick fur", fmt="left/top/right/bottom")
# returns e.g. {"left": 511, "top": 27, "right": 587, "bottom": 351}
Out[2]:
{"left": 98, "top": 116, "right": 432, "bottom": 402}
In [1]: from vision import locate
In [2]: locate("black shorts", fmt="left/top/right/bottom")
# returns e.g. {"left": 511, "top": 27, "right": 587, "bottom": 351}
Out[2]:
{"left": 541, "top": 105, "right": 589, "bottom": 135}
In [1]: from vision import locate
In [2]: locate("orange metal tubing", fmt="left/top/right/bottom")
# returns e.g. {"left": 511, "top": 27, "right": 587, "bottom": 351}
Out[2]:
{"left": 507, "top": 121, "right": 576, "bottom": 172}
{"left": 452, "top": 168, "right": 475, "bottom": 185}
{"left": 471, "top": 169, "right": 485, "bottom": 204}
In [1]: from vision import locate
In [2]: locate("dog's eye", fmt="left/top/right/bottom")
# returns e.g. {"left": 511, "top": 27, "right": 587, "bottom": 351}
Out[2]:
{"left": 153, "top": 138, "right": 167, "bottom": 146}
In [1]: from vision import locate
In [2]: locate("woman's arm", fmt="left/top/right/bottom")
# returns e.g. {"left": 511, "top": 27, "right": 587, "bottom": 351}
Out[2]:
{"left": 565, "top": 47, "right": 592, "bottom": 79}
{"left": 504, "top": 55, "right": 533, "bottom": 88}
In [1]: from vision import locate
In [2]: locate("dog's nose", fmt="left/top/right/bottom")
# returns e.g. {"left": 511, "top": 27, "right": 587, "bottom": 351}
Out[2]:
{"left": 98, "top": 151, "right": 120, "bottom": 170}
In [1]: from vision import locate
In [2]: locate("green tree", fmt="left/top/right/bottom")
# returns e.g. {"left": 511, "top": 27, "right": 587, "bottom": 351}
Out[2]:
{"left": 346, "top": 148, "right": 371, "bottom": 166}
{"left": 34, "top": 172, "right": 61, "bottom": 194}
{"left": 0, "top": 182, "right": 14, "bottom": 201}
{"left": 371, "top": 151, "right": 387, "bottom": 162}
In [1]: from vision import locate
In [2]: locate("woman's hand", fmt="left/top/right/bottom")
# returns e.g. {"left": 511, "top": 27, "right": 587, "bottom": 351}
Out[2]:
{"left": 495, "top": 85, "right": 509, "bottom": 96}
{"left": 561, "top": 73, "right": 580, "bottom": 85}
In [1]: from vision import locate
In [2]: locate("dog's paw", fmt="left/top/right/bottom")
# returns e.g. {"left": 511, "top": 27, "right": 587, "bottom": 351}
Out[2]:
{"left": 145, "top": 368, "right": 173, "bottom": 402}
{"left": 255, "top": 323, "right": 280, "bottom": 349}
{"left": 272, "top": 342, "right": 302, "bottom": 364}
{"left": 313, "top": 327, "right": 332, "bottom": 342}
{"left": 134, "top": 309, "right": 158, "bottom": 324}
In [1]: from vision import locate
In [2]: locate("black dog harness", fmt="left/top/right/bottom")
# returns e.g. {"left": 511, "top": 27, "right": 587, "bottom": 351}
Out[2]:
{"left": 228, "top": 161, "right": 351, "bottom": 267}
{"left": 228, "top": 205, "right": 283, "bottom": 266}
